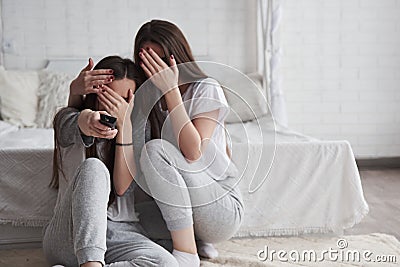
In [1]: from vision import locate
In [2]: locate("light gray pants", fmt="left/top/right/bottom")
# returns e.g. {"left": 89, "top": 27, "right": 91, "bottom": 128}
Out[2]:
{"left": 137, "top": 139, "right": 244, "bottom": 246}
{"left": 42, "top": 158, "right": 178, "bottom": 267}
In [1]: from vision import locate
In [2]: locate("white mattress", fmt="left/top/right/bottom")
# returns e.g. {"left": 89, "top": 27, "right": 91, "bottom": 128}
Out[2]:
{"left": 0, "top": 118, "right": 369, "bottom": 237}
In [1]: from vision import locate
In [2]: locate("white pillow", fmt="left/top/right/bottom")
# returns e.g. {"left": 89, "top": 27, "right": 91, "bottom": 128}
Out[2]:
{"left": 220, "top": 72, "right": 269, "bottom": 123}
{"left": 0, "top": 120, "right": 19, "bottom": 136}
{"left": 35, "top": 70, "right": 73, "bottom": 128}
{"left": 0, "top": 66, "right": 39, "bottom": 127}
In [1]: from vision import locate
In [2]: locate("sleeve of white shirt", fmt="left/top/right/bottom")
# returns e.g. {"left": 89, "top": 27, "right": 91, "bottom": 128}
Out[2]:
{"left": 187, "top": 78, "right": 230, "bottom": 122}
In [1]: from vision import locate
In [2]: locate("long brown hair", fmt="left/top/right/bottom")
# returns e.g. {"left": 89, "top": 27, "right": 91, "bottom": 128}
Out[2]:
{"left": 133, "top": 19, "right": 207, "bottom": 139}
{"left": 50, "top": 56, "right": 142, "bottom": 206}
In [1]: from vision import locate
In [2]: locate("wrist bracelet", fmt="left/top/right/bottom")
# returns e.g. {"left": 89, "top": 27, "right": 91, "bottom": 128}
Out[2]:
{"left": 115, "top": 142, "right": 133, "bottom": 146}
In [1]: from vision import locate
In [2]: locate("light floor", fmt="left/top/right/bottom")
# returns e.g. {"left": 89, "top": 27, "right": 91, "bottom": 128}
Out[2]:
{"left": 0, "top": 168, "right": 399, "bottom": 267}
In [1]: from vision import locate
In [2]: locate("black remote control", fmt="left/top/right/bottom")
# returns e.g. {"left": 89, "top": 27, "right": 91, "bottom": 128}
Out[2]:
{"left": 100, "top": 114, "right": 117, "bottom": 129}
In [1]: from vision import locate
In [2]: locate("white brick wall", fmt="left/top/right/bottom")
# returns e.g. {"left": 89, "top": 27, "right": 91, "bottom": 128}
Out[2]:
{"left": 281, "top": 0, "right": 400, "bottom": 158}
{"left": 0, "top": 0, "right": 257, "bottom": 73}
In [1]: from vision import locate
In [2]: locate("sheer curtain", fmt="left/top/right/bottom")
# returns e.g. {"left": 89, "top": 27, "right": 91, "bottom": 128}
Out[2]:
{"left": 0, "top": 2, "right": 3, "bottom": 66}
{"left": 257, "top": 0, "right": 288, "bottom": 127}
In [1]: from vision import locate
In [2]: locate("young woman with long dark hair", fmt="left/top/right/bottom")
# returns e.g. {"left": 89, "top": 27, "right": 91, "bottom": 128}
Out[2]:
{"left": 43, "top": 56, "right": 178, "bottom": 267}
{"left": 132, "top": 20, "right": 244, "bottom": 267}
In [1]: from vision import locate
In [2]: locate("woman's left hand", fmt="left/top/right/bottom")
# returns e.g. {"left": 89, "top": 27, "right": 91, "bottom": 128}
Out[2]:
{"left": 97, "top": 85, "right": 134, "bottom": 129}
{"left": 139, "top": 48, "right": 179, "bottom": 94}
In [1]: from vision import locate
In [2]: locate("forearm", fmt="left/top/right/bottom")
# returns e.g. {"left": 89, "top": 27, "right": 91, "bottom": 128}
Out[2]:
{"left": 113, "top": 122, "right": 136, "bottom": 196}
{"left": 68, "top": 94, "right": 84, "bottom": 108}
{"left": 55, "top": 107, "right": 82, "bottom": 147}
{"left": 68, "top": 81, "right": 84, "bottom": 108}
{"left": 165, "top": 88, "right": 202, "bottom": 161}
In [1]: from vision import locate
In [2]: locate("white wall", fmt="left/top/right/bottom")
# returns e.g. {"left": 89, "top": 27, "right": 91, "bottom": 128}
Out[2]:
{"left": 280, "top": 0, "right": 400, "bottom": 158}
{"left": 0, "top": 0, "right": 257, "bottom": 73}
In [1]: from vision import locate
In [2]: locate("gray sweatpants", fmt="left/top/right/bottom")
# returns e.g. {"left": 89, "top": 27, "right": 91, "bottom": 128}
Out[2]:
{"left": 137, "top": 139, "right": 244, "bottom": 245}
{"left": 42, "top": 158, "right": 178, "bottom": 267}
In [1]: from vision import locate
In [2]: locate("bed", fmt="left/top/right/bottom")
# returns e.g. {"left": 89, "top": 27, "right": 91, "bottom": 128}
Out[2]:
{"left": 0, "top": 59, "right": 369, "bottom": 246}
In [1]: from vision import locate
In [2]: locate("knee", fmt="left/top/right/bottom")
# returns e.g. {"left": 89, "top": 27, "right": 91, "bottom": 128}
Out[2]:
{"left": 155, "top": 250, "right": 179, "bottom": 267}
{"left": 131, "top": 248, "right": 178, "bottom": 267}
{"left": 141, "top": 139, "right": 163, "bottom": 158}
{"left": 81, "top": 157, "right": 107, "bottom": 169}
{"left": 194, "top": 210, "right": 242, "bottom": 243}
{"left": 140, "top": 139, "right": 168, "bottom": 167}
{"left": 74, "top": 158, "right": 110, "bottom": 191}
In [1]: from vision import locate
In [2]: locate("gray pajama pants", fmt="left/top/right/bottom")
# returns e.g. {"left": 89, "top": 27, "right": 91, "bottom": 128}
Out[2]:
{"left": 42, "top": 158, "right": 178, "bottom": 267}
{"left": 136, "top": 139, "right": 244, "bottom": 245}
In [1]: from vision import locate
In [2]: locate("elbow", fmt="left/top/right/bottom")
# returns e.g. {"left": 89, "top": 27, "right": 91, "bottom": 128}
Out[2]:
{"left": 183, "top": 150, "right": 202, "bottom": 163}
{"left": 181, "top": 140, "right": 206, "bottom": 163}
{"left": 115, "top": 184, "right": 130, "bottom": 197}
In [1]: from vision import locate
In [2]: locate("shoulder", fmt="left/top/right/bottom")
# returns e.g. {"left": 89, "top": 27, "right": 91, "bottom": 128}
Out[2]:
{"left": 192, "top": 77, "right": 220, "bottom": 89}
{"left": 189, "top": 78, "right": 225, "bottom": 99}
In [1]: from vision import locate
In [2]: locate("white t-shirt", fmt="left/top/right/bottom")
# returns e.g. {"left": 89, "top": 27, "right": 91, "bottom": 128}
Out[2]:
{"left": 160, "top": 77, "right": 238, "bottom": 180}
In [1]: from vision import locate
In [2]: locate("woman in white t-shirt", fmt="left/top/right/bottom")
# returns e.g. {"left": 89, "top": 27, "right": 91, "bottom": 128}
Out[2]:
{"left": 133, "top": 20, "right": 244, "bottom": 267}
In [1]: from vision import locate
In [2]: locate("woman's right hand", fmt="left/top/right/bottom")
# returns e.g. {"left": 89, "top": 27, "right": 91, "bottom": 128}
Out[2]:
{"left": 78, "top": 109, "right": 118, "bottom": 139}
{"left": 70, "top": 58, "right": 115, "bottom": 96}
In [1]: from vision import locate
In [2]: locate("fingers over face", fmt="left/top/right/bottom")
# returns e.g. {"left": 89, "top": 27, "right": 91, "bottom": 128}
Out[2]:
{"left": 169, "top": 54, "right": 178, "bottom": 72}
{"left": 100, "top": 86, "right": 122, "bottom": 105}
{"left": 97, "top": 93, "right": 113, "bottom": 112}
{"left": 139, "top": 51, "right": 156, "bottom": 75}
{"left": 128, "top": 89, "right": 134, "bottom": 103}
{"left": 140, "top": 61, "right": 152, "bottom": 78}
{"left": 147, "top": 48, "right": 167, "bottom": 67}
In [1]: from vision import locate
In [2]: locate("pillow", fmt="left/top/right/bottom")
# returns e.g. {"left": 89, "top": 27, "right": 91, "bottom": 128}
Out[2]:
{"left": 0, "top": 120, "right": 19, "bottom": 136}
{"left": 220, "top": 72, "right": 269, "bottom": 123}
{"left": 197, "top": 63, "right": 268, "bottom": 123}
{"left": 0, "top": 66, "right": 40, "bottom": 127}
{"left": 35, "top": 70, "right": 73, "bottom": 128}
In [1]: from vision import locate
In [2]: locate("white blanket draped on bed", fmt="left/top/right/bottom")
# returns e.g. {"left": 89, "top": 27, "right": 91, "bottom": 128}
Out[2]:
{"left": 228, "top": 117, "right": 369, "bottom": 237}
{"left": 0, "top": 125, "right": 56, "bottom": 226}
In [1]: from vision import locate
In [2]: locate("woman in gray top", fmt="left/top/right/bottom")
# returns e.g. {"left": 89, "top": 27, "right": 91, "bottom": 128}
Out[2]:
{"left": 42, "top": 56, "right": 178, "bottom": 267}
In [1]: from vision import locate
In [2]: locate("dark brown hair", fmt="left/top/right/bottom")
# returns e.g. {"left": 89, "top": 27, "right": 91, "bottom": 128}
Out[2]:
{"left": 133, "top": 19, "right": 207, "bottom": 138}
{"left": 51, "top": 56, "right": 142, "bottom": 206}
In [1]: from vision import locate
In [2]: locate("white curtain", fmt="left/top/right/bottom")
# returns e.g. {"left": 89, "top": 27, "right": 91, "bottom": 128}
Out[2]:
{"left": 0, "top": 2, "right": 3, "bottom": 66}
{"left": 257, "top": 0, "right": 288, "bottom": 127}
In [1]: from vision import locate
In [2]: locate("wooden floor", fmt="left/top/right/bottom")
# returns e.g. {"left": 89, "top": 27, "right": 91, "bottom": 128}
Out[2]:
{"left": 0, "top": 168, "right": 399, "bottom": 267}
{"left": 344, "top": 168, "right": 400, "bottom": 240}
